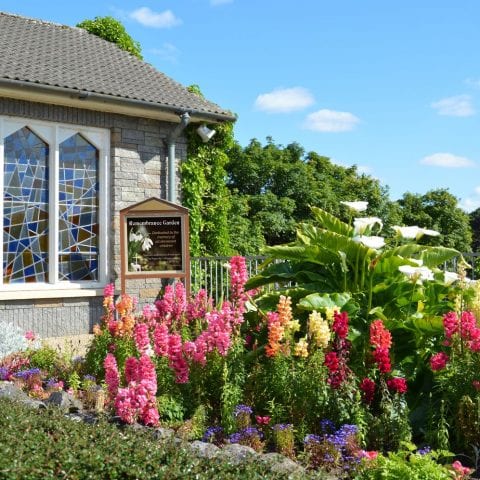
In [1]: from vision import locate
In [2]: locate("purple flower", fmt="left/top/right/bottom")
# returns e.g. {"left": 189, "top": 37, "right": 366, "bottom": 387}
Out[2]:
{"left": 304, "top": 434, "right": 322, "bottom": 445}
{"left": 320, "top": 418, "right": 336, "bottom": 434}
{"left": 202, "top": 426, "right": 224, "bottom": 443}
{"left": 46, "top": 377, "right": 58, "bottom": 388}
{"left": 228, "top": 427, "right": 263, "bottom": 443}
{"left": 272, "top": 423, "right": 293, "bottom": 431}
{"left": 83, "top": 374, "right": 96, "bottom": 382}
{"left": 0, "top": 367, "right": 10, "bottom": 381}
{"left": 233, "top": 404, "right": 253, "bottom": 417}
{"left": 417, "top": 446, "right": 432, "bottom": 455}
{"left": 14, "top": 368, "right": 41, "bottom": 379}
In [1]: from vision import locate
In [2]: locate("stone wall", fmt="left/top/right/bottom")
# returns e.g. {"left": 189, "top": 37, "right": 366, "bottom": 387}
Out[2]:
{"left": 0, "top": 97, "right": 186, "bottom": 337}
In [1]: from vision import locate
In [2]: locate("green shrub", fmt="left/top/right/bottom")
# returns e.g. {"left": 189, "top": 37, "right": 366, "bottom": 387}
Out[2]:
{"left": 0, "top": 398, "right": 331, "bottom": 479}
{"left": 355, "top": 449, "right": 454, "bottom": 480}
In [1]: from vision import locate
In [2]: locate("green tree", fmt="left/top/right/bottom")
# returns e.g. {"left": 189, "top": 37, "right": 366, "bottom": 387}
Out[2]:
{"left": 226, "top": 138, "right": 398, "bottom": 249}
{"left": 470, "top": 207, "right": 480, "bottom": 252}
{"left": 398, "top": 189, "right": 472, "bottom": 251}
{"left": 76, "top": 16, "right": 143, "bottom": 59}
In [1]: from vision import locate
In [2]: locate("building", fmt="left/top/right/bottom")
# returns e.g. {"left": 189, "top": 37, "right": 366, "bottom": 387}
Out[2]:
{"left": 0, "top": 12, "right": 235, "bottom": 338}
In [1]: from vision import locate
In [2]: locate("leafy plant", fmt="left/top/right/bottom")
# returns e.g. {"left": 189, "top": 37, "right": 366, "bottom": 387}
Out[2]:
{"left": 76, "top": 16, "right": 143, "bottom": 59}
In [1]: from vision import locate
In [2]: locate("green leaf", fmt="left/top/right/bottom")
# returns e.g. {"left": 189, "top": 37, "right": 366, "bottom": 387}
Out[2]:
{"left": 297, "top": 292, "right": 352, "bottom": 311}
{"left": 310, "top": 206, "right": 354, "bottom": 236}
{"left": 419, "top": 247, "right": 460, "bottom": 268}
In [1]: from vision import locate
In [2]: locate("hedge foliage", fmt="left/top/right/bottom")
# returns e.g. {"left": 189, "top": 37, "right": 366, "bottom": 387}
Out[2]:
{"left": 0, "top": 398, "right": 326, "bottom": 480}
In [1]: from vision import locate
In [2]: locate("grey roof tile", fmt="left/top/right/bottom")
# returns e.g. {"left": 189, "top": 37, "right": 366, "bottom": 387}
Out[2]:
{"left": 0, "top": 12, "right": 235, "bottom": 120}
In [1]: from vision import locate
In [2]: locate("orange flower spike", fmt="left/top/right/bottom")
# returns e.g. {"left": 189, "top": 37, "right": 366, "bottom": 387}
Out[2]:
{"left": 277, "top": 296, "right": 293, "bottom": 326}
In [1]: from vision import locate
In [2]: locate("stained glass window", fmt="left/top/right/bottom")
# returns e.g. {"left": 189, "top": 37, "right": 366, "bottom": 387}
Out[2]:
{"left": 58, "top": 134, "right": 99, "bottom": 281}
{"left": 3, "top": 127, "right": 49, "bottom": 283}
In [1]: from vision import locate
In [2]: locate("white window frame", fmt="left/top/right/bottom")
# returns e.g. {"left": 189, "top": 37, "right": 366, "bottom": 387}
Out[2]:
{"left": 0, "top": 115, "right": 110, "bottom": 300}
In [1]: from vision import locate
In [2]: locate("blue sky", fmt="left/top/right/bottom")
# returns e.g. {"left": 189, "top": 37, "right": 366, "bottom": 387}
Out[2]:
{"left": 2, "top": 1, "right": 480, "bottom": 210}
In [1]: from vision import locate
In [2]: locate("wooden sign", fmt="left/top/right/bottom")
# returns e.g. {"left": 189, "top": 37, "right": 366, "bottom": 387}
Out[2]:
{"left": 120, "top": 198, "right": 190, "bottom": 294}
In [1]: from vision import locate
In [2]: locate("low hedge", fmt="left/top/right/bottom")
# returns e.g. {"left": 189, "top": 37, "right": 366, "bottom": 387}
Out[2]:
{"left": 0, "top": 398, "right": 326, "bottom": 480}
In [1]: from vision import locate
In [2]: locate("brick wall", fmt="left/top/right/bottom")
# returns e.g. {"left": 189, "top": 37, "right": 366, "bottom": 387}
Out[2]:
{"left": 0, "top": 98, "right": 186, "bottom": 337}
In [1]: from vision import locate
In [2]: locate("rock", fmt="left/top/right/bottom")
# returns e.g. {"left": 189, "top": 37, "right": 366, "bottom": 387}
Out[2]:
{"left": 65, "top": 412, "right": 98, "bottom": 425}
{"left": 189, "top": 441, "right": 220, "bottom": 459}
{"left": 0, "top": 383, "right": 46, "bottom": 409}
{"left": 218, "top": 443, "right": 257, "bottom": 464}
{"left": 259, "top": 452, "right": 305, "bottom": 476}
{"left": 152, "top": 427, "right": 175, "bottom": 441}
{"left": 45, "top": 391, "right": 83, "bottom": 412}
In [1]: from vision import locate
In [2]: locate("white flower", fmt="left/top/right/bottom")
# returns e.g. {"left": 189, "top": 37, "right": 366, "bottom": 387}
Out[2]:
{"left": 142, "top": 237, "right": 153, "bottom": 251}
{"left": 418, "top": 228, "right": 440, "bottom": 238}
{"left": 353, "top": 217, "right": 383, "bottom": 235}
{"left": 353, "top": 235, "right": 385, "bottom": 249}
{"left": 392, "top": 225, "right": 440, "bottom": 240}
{"left": 399, "top": 265, "right": 434, "bottom": 282}
{"left": 392, "top": 225, "right": 420, "bottom": 239}
{"left": 129, "top": 231, "right": 143, "bottom": 242}
{"left": 340, "top": 200, "right": 368, "bottom": 212}
{"left": 444, "top": 271, "right": 459, "bottom": 285}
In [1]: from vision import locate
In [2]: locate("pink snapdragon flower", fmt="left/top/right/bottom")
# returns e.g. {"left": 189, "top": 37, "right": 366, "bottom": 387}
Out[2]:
{"left": 104, "top": 353, "right": 120, "bottom": 402}
{"left": 153, "top": 323, "right": 170, "bottom": 357}
{"left": 133, "top": 323, "right": 151, "bottom": 354}
{"left": 430, "top": 351, "right": 449, "bottom": 371}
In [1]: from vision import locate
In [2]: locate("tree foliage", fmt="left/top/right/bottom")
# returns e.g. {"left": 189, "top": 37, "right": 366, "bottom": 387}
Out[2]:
{"left": 397, "top": 189, "right": 472, "bottom": 252}
{"left": 76, "top": 16, "right": 143, "bottom": 59}
{"left": 469, "top": 207, "right": 480, "bottom": 252}
{"left": 226, "top": 138, "right": 398, "bottom": 248}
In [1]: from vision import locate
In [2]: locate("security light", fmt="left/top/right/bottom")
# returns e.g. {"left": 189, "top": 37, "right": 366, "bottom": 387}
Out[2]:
{"left": 196, "top": 124, "right": 216, "bottom": 143}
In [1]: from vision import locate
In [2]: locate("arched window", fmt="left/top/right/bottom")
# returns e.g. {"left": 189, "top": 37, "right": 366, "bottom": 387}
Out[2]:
{"left": 0, "top": 117, "right": 109, "bottom": 293}
{"left": 3, "top": 127, "right": 49, "bottom": 283}
{"left": 59, "top": 134, "right": 99, "bottom": 281}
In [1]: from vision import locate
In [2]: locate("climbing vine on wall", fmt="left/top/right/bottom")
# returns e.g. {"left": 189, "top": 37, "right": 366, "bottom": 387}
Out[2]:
{"left": 181, "top": 97, "right": 235, "bottom": 256}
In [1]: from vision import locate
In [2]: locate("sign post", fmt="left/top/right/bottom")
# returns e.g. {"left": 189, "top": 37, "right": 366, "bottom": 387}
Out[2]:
{"left": 120, "top": 198, "right": 190, "bottom": 295}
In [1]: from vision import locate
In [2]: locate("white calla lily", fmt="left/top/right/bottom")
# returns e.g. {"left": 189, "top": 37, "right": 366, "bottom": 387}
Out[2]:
{"left": 353, "top": 217, "right": 383, "bottom": 235}
{"left": 392, "top": 225, "right": 420, "bottom": 239}
{"left": 399, "top": 265, "right": 434, "bottom": 282}
{"left": 340, "top": 200, "right": 368, "bottom": 212}
{"left": 353, "top": 235, "right": 385, "bottom": 249}
{"left": 417, "top": 228, "right": 440, "bottom": 238}
{"left": 444, "top": 271, "right": 459, "bottom": 285}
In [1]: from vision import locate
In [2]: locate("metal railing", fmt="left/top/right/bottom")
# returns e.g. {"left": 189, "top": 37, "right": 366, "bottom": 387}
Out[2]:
{"left": 190, "top": 253, "right": 480, "bottom": 303}
{"left": 190, "top": 256, "right": 267, "bottom": 304}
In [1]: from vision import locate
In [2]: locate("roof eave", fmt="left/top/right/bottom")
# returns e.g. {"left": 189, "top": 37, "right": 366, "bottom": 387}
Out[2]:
{"left": 0, "top": 78, "right": 237, "bottom": 124}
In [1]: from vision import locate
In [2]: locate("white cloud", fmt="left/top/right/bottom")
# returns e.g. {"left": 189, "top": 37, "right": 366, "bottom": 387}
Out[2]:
{"left": 420, "top": 153, "right": 476, "bottom": 168}
{"left": 254, "top": 87, "right": 314, "bottom": 113}
{"left": 459, "top": 197, "right": 480, "bottom": 213}
{"left": 475, "top": 185, "right": 480, "bottom": 195}
{"left": 150, "top": 43, "right": 180, "bottom": 63}
{"left": 130, "top": 7, "right": 182, "bottom": 28}
{"left": 211, "top": 0, "right": 233, "bottom": 5}
{"left": 465, "top": 78, "right": 480, "bottom": 88}
{"left": 431, "top": 95, "right": 475, "bottom": 117}
{"left": 303, "top": 109, "right": 360, "bottom": 132}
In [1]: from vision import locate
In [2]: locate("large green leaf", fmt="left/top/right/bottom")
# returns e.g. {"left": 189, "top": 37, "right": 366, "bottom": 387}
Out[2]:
{"left": 263, "top": 244, "right": 339, "bottom": 265}
{"left": 310, "top": 206, "right": 354, "bottom": 237}
{"left": 297, "top": 292, "right": 352, "bottom": 311}
{"left": 419, "top": 246, "right": 460, "bottom": 268}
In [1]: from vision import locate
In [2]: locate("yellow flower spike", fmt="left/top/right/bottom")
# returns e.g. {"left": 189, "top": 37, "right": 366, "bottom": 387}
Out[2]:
{"left": 294, "top": 337, "right": 309, "bottom": 358}
{"left": 308, "top": 311, "right": 331, "bottom": 348}
{"left": 286, "top": 319, "right": 301, "bottom": 333}
{"left": 324, "top": 306, "right": 340, "bottom": 322}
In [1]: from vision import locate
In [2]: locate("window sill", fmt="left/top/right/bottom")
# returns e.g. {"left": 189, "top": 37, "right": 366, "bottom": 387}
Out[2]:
{"left": 0, "top": 286, "right": 106, "bottom": 301}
